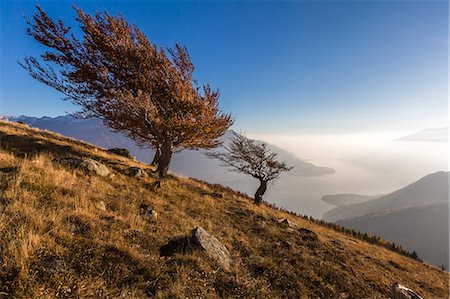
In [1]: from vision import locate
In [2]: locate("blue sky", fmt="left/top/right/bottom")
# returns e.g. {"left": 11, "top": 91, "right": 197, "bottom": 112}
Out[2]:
{"left": 0, "top": 0, "right": 448, "bottom": 134}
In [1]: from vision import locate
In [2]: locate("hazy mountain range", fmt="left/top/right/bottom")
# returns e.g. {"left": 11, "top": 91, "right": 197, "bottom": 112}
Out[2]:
{"left": 398, "top": 127, "right": 448, "bottom": 142}
{"left": 321, "top": 193, "right": 383, "bottom": 207}
{"left": 323, "top": 171, "right": 449, "bottom": 268}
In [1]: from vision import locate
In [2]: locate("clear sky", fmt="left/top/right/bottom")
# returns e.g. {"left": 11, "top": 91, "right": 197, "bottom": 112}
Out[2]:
{"left": 1, "top": 0, "right": 448, "bottom": 134}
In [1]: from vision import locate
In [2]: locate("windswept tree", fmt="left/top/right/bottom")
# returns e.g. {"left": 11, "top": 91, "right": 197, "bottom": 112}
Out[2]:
{"left": 20, "top": 6, "right": 233, "bottom": 177}
{"left": 207, "top": 132, "right": 293, "bottom": 204}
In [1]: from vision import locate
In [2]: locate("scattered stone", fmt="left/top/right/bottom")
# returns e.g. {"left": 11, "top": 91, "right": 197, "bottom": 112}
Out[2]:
{"left": 278, "top": 218, "right": 298, "bottom": 228}
{"left": 149, "top": 180, "right": 161, "bottom": 191}
{"left": 191, "top": 227, "right": 232, "bottom": 270}
{"left": 144, "top": 169, "right": 158, "bottom": 177}
{"left": 211, "top": 192, "right": 223, "bottom": 199}
{"left": 339, "top": 292, "right": 350, "bottom": 299}
{"left": 149, "top": 210, "right": 158, "bottom": 220}
{"left": 128, "top": 167, "right": 149, "bottom": 178}
{"left": 391, "top": 283, "right": 423, "bottom": 299}
{"left": 139, "top": 203, "right": 157, "bottom": 220}
{"left": 56, "top": 157, "right": 110, "bottom": 177}
{"left": 107, "top": 148, "right": 132, "bottom": 158}
{"left": 276, "top": 240, "right": 292, "bottom": 249}
{"left": 94, "top": 201, "right": 107, "bottom": 211}
{"left": 160, "top": 227, "right": 232, "bottom": 271}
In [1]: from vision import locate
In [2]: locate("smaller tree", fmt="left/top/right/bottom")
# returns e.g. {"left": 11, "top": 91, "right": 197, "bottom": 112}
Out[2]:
{"left": 207, "top": 132, "right": 293, "bottom": 204}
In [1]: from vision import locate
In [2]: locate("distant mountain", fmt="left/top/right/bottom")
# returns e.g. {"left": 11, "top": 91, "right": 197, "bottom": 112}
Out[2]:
{"left": 398, "top": 127, "right": 448, "bottom": 142}
{"left": 324, "top": 172, "right": 449, "bottom": 268}
{"left": 323, "top": 171, "right": 449, "bottom": 222}
{"left": 2, "top": 115, "right": 335, "bottom": 217}
{"left": 347, "top": 128, "right": 447, "bottom": 187}
{"left": 321, "top": 193, "right": 382, "bottom": 207}
{"left": 338, "top": 201, "right": 449, "bottom": 268}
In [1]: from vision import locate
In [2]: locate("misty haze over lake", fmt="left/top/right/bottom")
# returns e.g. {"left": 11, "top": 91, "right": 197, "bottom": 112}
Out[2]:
{"left": 250, "top": 130, "right": 448, "bottom": 217}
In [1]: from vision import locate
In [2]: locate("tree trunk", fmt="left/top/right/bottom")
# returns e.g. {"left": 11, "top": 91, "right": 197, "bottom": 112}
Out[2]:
{"left": 150, "top": 146, "right": 162, "bottom": 166}
{"left": 254, "top": 180, "right": 267, "bottom": 204}
{"left": 156, "top": 141, "right": 173, "bottom": 178}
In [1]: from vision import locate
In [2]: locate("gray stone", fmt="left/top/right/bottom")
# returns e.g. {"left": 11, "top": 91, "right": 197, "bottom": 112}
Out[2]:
{"left": 192, "top": 227, "right": 232, "bottom": 270}
{"left": 95, "top": 201, "right": 107, "bottom": 211}
{"left": 129, "top": 167, "right": 149, "bottom": 178}
{"left": 211, "top": 192, "right": 223, "bottom": 198}
{"left": 276, "top": 240, "right": 292, "bottom": 249}
{"left": 278, "top": 218, "right": 298, "bottom": 228}
{"left": 57, "top": 157, "right": 110, "bottom": 177}
{"left": 139, "top": 203, "right": 157, "bottom": 220}
{"left": 107, "top": 148, "right": 132, "bottom": 158}
{"left": 148, "top": 180, "right": 161, "bottom": 191}
{"left": 391, "top": 283, "right": 423, "bottom": 299}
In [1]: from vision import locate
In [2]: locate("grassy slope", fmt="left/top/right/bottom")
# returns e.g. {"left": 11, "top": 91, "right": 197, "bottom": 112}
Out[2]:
{"left": 0, "top": 121, "right": 448, "bottom": 298}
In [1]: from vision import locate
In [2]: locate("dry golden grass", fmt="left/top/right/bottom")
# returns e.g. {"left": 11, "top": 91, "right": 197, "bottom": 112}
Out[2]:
{"left": 0, "top": 120, "right": 449, "bottom": 298}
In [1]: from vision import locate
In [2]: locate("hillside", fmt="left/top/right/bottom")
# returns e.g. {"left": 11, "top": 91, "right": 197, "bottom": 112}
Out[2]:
{"left": 2, "top": 115, "right": 335, "bottom": 217}
{"left": 323, "top": 172, "right": 449, "bottom": 268}
{"left": 338, "top": 201, "right": 449, "bottom": 269}
{"left": 0, "top": 120, "right": 448, "bottom": 298}
{"left": 323, "top": 171, "right": 449, "bottom": 222}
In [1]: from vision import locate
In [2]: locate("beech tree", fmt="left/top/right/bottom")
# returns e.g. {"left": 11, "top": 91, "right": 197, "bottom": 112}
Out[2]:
{"left": 21, "top": 6, "right": 233, "bottom": 176}
{"left": 207, "top": 132, "right": 293, "bottom": 204}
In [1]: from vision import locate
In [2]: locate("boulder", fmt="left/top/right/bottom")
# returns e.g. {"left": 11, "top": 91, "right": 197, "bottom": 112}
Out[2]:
{"left": 391, "top": 283, "right": 423, "bottom": 299}
{"left": 94, "top": 201, "right": 107, "bottom": 211}
{"left": 107, "top": 148, "right": 132, "bottom": 158}
{"left": 56, "top": 157, "right": 110, "bottom": 177}
{"left": 276, "top": 240, "right": 292, "bottom": 249}
{"left": 211, "top": 192, "right": 223, "bottom": 199}
{"left": 129, "top": 167, "right": 149, "bottom": 178}
{"left": 160, "top": 227, "right": 232, "bottom": 270}
{"left": 278, "top": 218, "right": 298, "bottom": 228}
{"left": 149, "top": 180, "right": 161, "bottom": 191}
{"left": 139, "top": 203, "right": 157, "bottom": 220}
{"left": 192, "top": 227, "right": 232, "bottom": 270}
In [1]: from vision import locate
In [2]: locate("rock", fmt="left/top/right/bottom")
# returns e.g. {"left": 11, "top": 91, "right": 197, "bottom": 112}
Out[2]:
{"left": 107, "top": 148, "right": 132, "bottom": 158}
{"left": 278, "top": 218, "right": 298, "bottom": 228}
{"left": 129, "top": 167, "right": 149, "bottom": 178}
{"left": 139, "top": 203, "right": 157, "bottom": 220}
{"left": 94, "top": 201, "right": 107, "bottom": 211}
{"left": 149, "top": 180, "right": 161, "bottom": 191}
{"left": 192, "top": 227, "right": 232, "bottom": 270}
{"left": 391, "top": 283, "right": 423, "bottom": 299}
{"left": 211, "top": 192, "right": 223, "bottom": 198}
{"left": 276, "top": 240, "right": 292, "bottom": 249}
{"left": 56, "top": 157, "right": 110, "bottom": 177}
{"left": 149, "top": 210, "right": 158, "bottom": 220}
